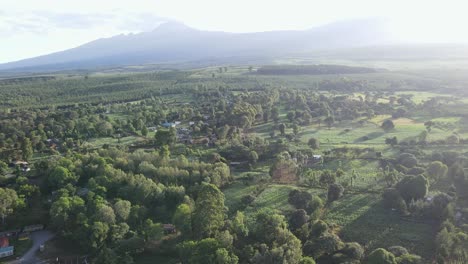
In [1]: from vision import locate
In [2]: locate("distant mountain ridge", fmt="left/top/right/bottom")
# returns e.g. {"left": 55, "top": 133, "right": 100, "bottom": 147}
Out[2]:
{"left": 0, "top": 19, "right": 401, "bottom": 72}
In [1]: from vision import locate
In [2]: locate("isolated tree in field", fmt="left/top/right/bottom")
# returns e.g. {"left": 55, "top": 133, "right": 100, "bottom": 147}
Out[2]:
{"left": 381, "top": 119, "right": 395, "bottom": 132}
{"left": 426, "top": 161, "right": 448, "bottom": 183}
{"left": 278, "top": 123, "right": 286, "bottom": 135}
{"left": 446, "top": 133, "right": 460, "bottom": 144}
{"left": 324, "top": 115, "right": 334, "bottom": 129}
{"left": 382, "top": 188, "right": 407, "bottom": 214}
{"left": 308, "top": 138, "right": 320, "bottom": 149}
{"left": 0, "top": 188, "right": 19, "bottom": 224}
{"left": 327, "top": 183, "right": 344, "bottom": 202}
{"left": 292, "top": 123, "right": 300, "bottom": 136}
{"left": 424, "top": 121, "right": 433, "bottom": 132}
{"left": 396, "top": 175, "right": 429, "bottom": 202}
{"left": 271, "top": 107, "right": 280, "bottom": 122}
{"left": 192, "top": 184, "right": 225, "bottom": 239}
{"left": 287, "top": 112, "right": 295, "bottom": 122}
{"left": 366, "top": 248, "right": 397, "bottom": 264}
{"left": 385, "top": 136, "right": 398, "bottom": 147}
{"left": 319, "top": 170, "right": 336, "bottom": 187}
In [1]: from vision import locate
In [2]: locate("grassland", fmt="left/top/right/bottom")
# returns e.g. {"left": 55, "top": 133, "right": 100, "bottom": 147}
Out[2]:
{"left": 324, "top": 193, "right": 435, "bottom": 259}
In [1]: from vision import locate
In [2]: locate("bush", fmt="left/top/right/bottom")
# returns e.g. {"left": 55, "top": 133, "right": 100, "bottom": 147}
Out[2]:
{"left": 310, "top": 220, "right": 328, "bottom": 237}
{"left": 241, "top": 194, "right": 255, "bottom": 205}
{"left": 308, "top": 138, "right": 320, "bottom": 149}
{"left": 382, "top": 120, "right": 395, "bottom": 132}
{"left": 340, "top": 242, "right": 364, "bottom": 260}
{"left": 396, "top": 254, "right": 422, "bottom": 264}
{"left": 387, "top": 246, "right": 409, "bottom": 257}
{"left": 366, "top": 248, "right": 397, "bottom": 264}
{"left": 397, "top": 153, "right": 418, "bottom": 169}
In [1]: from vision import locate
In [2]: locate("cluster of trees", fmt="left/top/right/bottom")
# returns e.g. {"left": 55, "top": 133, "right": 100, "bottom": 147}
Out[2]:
{"left": 256, "top": 65, "right": 378, "bottom": 75}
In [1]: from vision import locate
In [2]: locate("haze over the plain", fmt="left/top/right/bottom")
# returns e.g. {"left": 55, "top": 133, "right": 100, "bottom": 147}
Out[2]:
{"left": 1, "top": 0, "right": 467, "bottom": 64}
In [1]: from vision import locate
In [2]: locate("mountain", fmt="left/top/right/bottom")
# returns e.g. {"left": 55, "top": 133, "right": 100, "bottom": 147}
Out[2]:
{"left": 0, "top": 19, "right": 399, "bottom": 72}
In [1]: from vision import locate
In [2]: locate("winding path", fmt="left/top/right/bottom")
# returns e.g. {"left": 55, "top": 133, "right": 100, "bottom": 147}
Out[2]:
{"left": 9, "top": 230, "right": 55, "bottom": 264}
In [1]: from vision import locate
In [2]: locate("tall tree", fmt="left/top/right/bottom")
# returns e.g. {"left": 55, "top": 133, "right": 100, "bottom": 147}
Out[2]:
{"left": 192, "top": 184, "right": 226, "bottom": 239}
{"left": 0, "top": 188, "right": 19, "bottom": 224}
{"left": 21, "top": 137, "right": 33, "bottom": 161}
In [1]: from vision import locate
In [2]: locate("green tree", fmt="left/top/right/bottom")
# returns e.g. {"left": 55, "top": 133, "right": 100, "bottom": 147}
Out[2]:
{"left": 21, "top": 137, "right": 33, "bottom": 161}
{"left": 396, "top": 175, "right": 429, "bottom": 202}
{"left": 192, "top": 184, "right": 226, "bottom": 239}
{"left": 215, "top": 248, "right": 239, "bottom": 264}
{"left": 173, "top": 203, "right": 193, "bottom": 237}
{"left": 48, "top": 166, "right": 77, "bottom": 189}
{"left": 141, "top": 126, "right": 148, "bottom": 137}
{"left": 327, "top": 183, "right": 344, "bottom": 203}
{"left": 366, "top": 248, "right": 397, "bottom": 264}
{"left": 143, "top": 219, "right": 164, "bottom": 241}
{"left": 155, "top": 128, "right": 177, "bottom": 146}
{"left": 381, "top": 119, "right": 395, "bottom": 132}
{"left": 426, "top": 161, "right": 448, "bottom": 183}
{"left": 324, "top": 116, "right": 334, "bottom": 129}
{"left": 94, "top": 204, "right": 116, "bottom": 224}
{"left": 278, "top": 123, "right": 286, "bottom": 135}
{"left": 248, "top": 151, "right": 259, "bottom": 164}
{"left": 230, "top": 211, "right": 248, "bottom": 239}
{"left": 95, "top": 247, "right": 118, "bottom": 264}
{"left": 0, "top": 188, "right": 20, "bottom": 224}
{"left": 308, "top": 138, "right": 320, "bottom": 149}
{"left": 114, "top": 200, "right": 131, "bottom": 222}
{"left": 90, "top": 221, "right": 110, "bottom": 251}
{"left": 0, "top": 161, "right": 7, "bottom": 175}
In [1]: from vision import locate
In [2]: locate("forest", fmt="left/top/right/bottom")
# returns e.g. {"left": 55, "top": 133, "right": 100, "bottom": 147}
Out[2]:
{"left": 0, "top": 65, "right": 467, "bottom": 264}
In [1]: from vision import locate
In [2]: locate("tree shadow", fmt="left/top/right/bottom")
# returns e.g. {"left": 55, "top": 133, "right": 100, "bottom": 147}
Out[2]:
{"left": 332, "top": 198, "right": 436, "bottom": 261}
{"left": 354, "top": 131, "right": 385, "bottom": 143}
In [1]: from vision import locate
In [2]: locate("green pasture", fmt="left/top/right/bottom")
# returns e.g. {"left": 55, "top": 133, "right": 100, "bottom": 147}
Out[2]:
{"left": 324, "top": 193, "right": 435, "bottom": 260}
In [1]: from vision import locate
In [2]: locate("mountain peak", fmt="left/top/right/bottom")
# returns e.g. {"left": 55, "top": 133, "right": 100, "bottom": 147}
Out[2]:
{"left": 153, "top": 21, "right": 194, "bottom": 32}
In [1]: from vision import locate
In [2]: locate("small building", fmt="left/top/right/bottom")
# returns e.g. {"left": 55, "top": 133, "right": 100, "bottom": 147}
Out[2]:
{"left": 0, "top": 230, "right": 20, "bottom": 238}
{"left": 77, "top": 188, "right": 90, "bottom": 197}
{"left": 9, "top": 161, "right": 30, "bottom": 172}
{"left": 18, "top": 233, "right": 29, "bottom": 241}
{"left": 23, "top": 224, "right": 44, "bottom": 233}
{"left": 163, "top": 224, "right": 176, "bottom": 234}
{"left": 0, "top": 237, "right": 9, "bottom": 248}
{"left": 0, "top": 246, "right": 13, "bottom": 258}
{"left": 162, "top": 122, "right": 176, "bottom": 128}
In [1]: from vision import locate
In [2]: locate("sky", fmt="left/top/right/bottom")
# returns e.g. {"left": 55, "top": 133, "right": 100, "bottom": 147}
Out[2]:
{"left": 1, "top": 0, "right": 467, "bottom": 63}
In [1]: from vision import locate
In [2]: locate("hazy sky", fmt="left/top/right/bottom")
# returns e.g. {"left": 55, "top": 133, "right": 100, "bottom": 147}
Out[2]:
{"left": 1, "top": 0, "right": 467, "bottom": 63}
